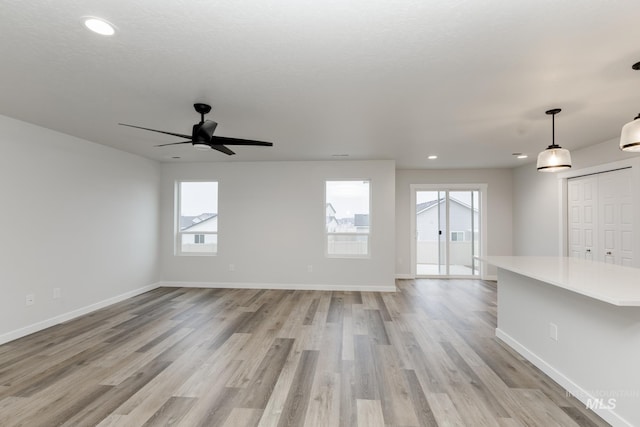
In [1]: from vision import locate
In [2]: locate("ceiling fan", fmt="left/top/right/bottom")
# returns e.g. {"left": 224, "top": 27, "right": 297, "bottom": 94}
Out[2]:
{"left": 119, "top": 103, "right": 273, "bottom": 155}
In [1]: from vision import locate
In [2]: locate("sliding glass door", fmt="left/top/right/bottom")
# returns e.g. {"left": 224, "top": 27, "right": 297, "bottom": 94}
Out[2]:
{"left": 415, "top": 188, "right": 481, "bottom": 277}
{"left": 415, "top": 191, "right": 446, "bottom": 275}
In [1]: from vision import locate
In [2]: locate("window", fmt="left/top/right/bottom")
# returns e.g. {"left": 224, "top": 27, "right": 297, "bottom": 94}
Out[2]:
{"left": 177, "top": 181, "right": 218, "bottom": 255}
{"left": 450, "top": 231, "right": 464, "bottom": 242}
{"left": 325, "top": 180, "right": 370, "bottom": 257}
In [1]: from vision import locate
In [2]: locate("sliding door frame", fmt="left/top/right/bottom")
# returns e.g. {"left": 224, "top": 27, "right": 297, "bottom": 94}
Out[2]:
{"left": 410, "top": 183, "right": 488, "bottom": 279}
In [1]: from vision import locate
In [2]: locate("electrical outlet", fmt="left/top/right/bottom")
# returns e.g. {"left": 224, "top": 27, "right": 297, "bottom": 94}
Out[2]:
{"left": 53, "top": 288, "right": 61, "bottom": 299}
{"left": 549, "top": 322, "right": 558, "bottom": 341}
{"left": 26, "top": 294, "right": 35, "bottom": 306}
{"left": 229, "top": 264, "right": 235, "bottom": 272}
{"left": 307, "top": 265, "right": 313, "bottom": 273}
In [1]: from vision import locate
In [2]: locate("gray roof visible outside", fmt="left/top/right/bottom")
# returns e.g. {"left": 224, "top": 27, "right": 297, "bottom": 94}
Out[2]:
{"left": 416, "top": 197, "right": 478, "bottom": 214}
{"left": 180, "top": 213, "right": 217, "bottom": 231}
{"left": 416, "top": 199, "right": 442, "bottom": 214}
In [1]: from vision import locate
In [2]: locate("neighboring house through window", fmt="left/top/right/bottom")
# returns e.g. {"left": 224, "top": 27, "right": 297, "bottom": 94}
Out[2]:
{"left": 177, "top": 181, "right": 218, "bottom": 255}
{"left": 325, "top": 180, "right": 370, "bottom": 257}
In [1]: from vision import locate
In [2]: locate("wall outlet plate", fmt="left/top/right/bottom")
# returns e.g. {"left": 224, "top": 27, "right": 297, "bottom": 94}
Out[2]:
{"left": 26, "top": 294, "right": 35, "bottom": 306}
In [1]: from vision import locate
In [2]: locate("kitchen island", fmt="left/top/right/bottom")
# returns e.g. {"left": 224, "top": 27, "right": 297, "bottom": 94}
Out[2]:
{"left": 480, "top": 256, "right": 640, "bottom": 427}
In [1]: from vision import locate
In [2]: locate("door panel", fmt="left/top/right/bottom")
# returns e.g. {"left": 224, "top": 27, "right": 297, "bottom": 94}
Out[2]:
{"left": 585, "top": 229, "right": 593, "bottom": 247}
{"left": 449, "top": 191, "right": 478, "bottom": 276}
{"left": 416, "top": 191, "right": 442, "bottom": 276}
{"left": 598, "top": 168, "right": 633, "bottom": 266}
{"left": 567, "top": 176, "right": 597, "bottom": 260}
{"left": 584, "top": 205, "right": 593, "bottom": 223}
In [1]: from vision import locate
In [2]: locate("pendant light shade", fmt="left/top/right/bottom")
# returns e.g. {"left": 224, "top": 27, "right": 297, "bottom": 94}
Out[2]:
{"left": 620, "top": 62, "right": 640, "bottom": 152}
{"left": 536, "top": 146, "right": 572, "bottom": 171}
{"left": 537, "top": 108, "right": 572, "bottom": 172}
{"left": 619, "top": 114, "right": 640, "bottom": 152}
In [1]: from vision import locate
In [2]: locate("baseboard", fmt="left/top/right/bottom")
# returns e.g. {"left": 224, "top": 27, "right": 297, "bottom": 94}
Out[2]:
{"left": 159, "top": 281, "right": 397, "bottom": 292}
{"left": 495, "top": 328, "right": 632, "bottom": 427}
{"left": 395, "top": 274, "right": 495, "bottom": 281}
{"left": 0, "top": 282, "right": 161, "bottom": 346}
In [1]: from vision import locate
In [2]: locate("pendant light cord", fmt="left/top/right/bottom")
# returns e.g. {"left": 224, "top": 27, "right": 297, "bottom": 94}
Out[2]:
{"left": 552, "top": 113, "right": 555, "bottom": 146}
{"left": 546, "top": 108, "right": 561, "bottom": 149}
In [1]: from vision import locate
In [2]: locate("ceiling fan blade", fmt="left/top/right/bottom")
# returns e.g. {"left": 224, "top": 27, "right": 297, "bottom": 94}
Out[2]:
{"left": 119, "top": 123, "right": 192, "bottom": 139}
{"left": 154, "top": 141, "right": 193, "bottom": 147}
{"left": 210, "top": 145, "right": 236, "bottom": 155}
{"left": 210, "top": 136, "right": 273, "bottom": 146}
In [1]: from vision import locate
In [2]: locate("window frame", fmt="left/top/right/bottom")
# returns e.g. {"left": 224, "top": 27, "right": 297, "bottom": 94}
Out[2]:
{"left": 324, "top": 179, "right": 371, "bottom": 259}
{"left": 176, "top": 180, "right": 218, "bottom": 256}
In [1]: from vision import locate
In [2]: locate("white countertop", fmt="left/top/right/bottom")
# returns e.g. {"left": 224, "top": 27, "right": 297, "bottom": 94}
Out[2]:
{"left": 479, "top": 256, "right": 640, "bottom": 306}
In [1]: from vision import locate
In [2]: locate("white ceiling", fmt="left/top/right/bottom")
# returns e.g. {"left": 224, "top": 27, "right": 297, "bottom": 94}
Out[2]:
{"left": 1, "top": 0, "right": 640, "bottom": 169}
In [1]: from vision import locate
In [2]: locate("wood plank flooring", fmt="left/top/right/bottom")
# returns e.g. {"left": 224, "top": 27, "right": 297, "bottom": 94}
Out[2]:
{"left": 0, "top": 280, "right": 610, "bottom": 426}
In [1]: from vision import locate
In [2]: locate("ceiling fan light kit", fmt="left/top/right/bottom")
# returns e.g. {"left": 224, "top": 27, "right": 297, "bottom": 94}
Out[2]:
{"left": 537, "top": 108, "right": 572, "bottom": 172}
{"left": 119, "top": 103, "right": 273, "bottom": 156}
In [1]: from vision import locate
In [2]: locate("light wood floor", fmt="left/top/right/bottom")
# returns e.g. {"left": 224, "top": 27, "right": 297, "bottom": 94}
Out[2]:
{"left": 0, "top": 280, "right": 610, "bottom": 426}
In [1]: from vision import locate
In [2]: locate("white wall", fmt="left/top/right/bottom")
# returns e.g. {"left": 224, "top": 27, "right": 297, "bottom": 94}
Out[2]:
{"left": 512, "top": 165, "right": 560, "bottom": 256}
{"left": 513, "top": 138, "right": 640, "bottom": 257}
{"left": 160, "top": 160, "right": 396, "bottom": 291}
{"left": 395, "top": 169, "right": 513, "bottom": 277}
{"left": 0, "top": 115, "right": 161, "bottom": 343}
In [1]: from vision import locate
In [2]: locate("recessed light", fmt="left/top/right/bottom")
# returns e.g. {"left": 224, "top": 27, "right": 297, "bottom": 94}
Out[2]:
{"left": 427, "top": 155, "right": 438, "bottom": 160}
{"left": 512, "top": 153, "right": 528, "bottom": 159}
{"left": 83, "top": 17, "right": 116, "bottom": 36}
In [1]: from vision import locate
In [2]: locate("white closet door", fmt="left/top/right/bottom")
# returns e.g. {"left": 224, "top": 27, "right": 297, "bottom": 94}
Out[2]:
{"left": 599, "top": 168, "right": 633, "bottom": 266}
{"left": 567, "top": 175, "right": 597, "bottom": 260}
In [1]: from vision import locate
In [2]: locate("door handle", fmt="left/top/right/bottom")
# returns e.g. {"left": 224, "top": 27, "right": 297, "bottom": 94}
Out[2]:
{"left": 606, "top": 251, "right": 612, "bottom": 255}
{"left": 586, "top": 249, "right": 591, "bottom": 253}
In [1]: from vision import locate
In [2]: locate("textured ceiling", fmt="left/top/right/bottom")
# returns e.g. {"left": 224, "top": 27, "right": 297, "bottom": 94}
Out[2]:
{"left": 1, "top": 0, "right": 640, "bottom": 168}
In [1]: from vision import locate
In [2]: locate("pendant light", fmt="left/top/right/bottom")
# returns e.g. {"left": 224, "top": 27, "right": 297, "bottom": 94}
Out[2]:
{"left": 537, "top": 108, "right": 572, "bottom": 172}
{"left": 619, "top": 62, "right": 640, "bottom": 152}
